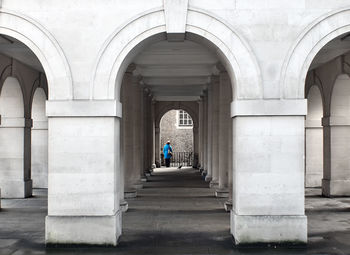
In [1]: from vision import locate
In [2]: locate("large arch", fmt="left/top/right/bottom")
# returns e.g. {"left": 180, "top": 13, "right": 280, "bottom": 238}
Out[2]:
{"left": 92, "top": 7, "right": 262, "bottom": 101}
{"left": 0, "top": 9, "right": 72, "bottom": 100}
{"left": 282, "top": 7, "right": 350, "bottom": 99}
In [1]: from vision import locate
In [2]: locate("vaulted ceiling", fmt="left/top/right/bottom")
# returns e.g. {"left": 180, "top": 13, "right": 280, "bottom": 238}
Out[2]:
{"left": 0, "top": 35, "right": 43, "bottom": 72}
{"left": 133, "top": 40, "right": 219, "bottom": 101}
{"left": 309, "top": 33, "right": 350, "bottom": 70}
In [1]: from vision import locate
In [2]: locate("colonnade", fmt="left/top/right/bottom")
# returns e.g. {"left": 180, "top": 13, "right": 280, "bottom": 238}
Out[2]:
{"left": 0, "top": 54, "right": 48, "bottom": 198}
{"left": 198, "top": 69, "right": 232, "bottom": 203}
{"left": 305, "top": 53, "right": 350, "bottom": 196}
{"left": 119, "top": 64, "right": 233, "bottom": 209}
{"left": 120, "top": 66, "right": 153, "bottom": 202}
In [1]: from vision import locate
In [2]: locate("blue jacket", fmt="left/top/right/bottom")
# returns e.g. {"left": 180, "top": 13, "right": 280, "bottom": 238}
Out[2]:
{"left": 163, "top": 144, "right": 173, "bottom": 159}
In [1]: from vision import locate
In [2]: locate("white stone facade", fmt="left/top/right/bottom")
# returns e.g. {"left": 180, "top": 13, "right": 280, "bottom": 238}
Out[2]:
{"left": 0, "top": 0, "right": 350, "bottom": 247}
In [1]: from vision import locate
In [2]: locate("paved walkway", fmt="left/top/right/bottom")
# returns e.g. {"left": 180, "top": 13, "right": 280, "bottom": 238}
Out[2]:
{"left": 0, "top": 167, "right": 350, "bottom": 254}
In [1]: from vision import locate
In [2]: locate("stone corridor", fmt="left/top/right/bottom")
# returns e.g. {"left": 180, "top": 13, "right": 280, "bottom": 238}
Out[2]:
{"left": 1, "top": 167, "right": 350, "bottom": 254}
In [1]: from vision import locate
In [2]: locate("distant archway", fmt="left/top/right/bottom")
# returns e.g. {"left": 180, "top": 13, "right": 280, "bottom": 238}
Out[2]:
{"left": 159, "top": 109, "right": 194, "bottom": 167}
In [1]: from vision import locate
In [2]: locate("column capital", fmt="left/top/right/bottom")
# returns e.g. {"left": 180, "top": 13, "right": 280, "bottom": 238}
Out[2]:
{"left": 125, "top": 63, "right": 136, "bottom": 74}
{"left": 216, "top": 62, "right": 227, "bottom": 73}
{"left": 46, "top": 100, "right": 122, "bottom": 117}
{"left": 210, "top": 75, "right": 220, "bottom": 84}
{"left": 322, "top": 116, "right": 350, "bottom": 126}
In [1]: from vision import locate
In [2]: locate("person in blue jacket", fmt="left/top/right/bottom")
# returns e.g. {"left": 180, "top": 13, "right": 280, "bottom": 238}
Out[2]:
{"left": 163, "top": 141, "right": 173, "bottom": 167}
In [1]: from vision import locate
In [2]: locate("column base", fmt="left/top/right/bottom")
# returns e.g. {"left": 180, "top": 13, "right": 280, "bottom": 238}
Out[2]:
{"left": 133, "top": 181, "right": 143, "bottom": 190}
{"left": 45, "top": 211, "right": 121, "bottom": 246}
{"left": 205, "top": 175, "right": 212, "bottom": 182}
{"left": 215, "top": 188, "right": 229, "bottom": 198}
{"left": 120, "top": 200, "right": 128, "bottom": 212}
{"left": 322, "top": 179, "right": 350, "bottom": 197}
{"left": 230, "top": 212, "right": 307, "bottom": 245}
{"left": 209, "top": 180, "right": 219, "bottom": 188}
{"left": 124, "top": 189, "right": 137, "bottom": 198}
{"left": 0, "top": 179, "right": 32, "bottom": 198}
{"left": 224, "top": 200, "right": 232, "bottom": 212}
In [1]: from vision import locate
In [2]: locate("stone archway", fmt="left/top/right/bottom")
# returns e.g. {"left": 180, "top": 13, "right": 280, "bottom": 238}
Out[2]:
{"left": 0, "top": 9, "right": 72, "bottom": 100}
{"left": 92, "top": 7, "right": 262, "bottom": 101}
{"left": 282, "top": 8, "right": 350, "bottom": 99}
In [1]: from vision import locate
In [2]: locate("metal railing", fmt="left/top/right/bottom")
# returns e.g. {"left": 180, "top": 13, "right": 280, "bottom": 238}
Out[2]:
{"left": 161, "top": 152, "right": 193, "bottom": 167}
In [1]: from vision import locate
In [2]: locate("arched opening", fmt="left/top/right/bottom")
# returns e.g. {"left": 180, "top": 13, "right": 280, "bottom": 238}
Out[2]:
{"left": 302, "top": 33, "right": 350, "bottom": 197}
{"left": 298, "top": 29, "right": 350, "bottom": 246}
{"left": 0, "top": 35, "right": 49, "bottom": 198}
{"left": 0, "top": 34, "right": 49, "bottom": 247}
{"left": 159, "top": 109, "right": 194, "bottom": 168}
{"left": 117, "top": 32, "right": 234, "bottom": 246}
{"left": 0, "top": 77, "right": 26, "bottom": 198}
{"left": 31, "top": 87, "right": 48, "bottom": 188}
{"left": 305, "top": 85, "right": 323, "bottom": 188}
{"left": 327, "top": 74, "right": 350, "bottom": 195}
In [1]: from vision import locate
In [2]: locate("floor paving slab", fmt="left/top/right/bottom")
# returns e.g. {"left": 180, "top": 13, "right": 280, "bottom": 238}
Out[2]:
{"left": 0, "top": 167, "right": 350, "bottom": 254}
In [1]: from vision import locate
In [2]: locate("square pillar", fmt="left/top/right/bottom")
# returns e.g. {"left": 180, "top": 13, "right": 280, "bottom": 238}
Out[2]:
{"left": 45, "top": 100, "right": 122, "bottom": 246}
{"left": 210, "top": 76, "right": 220, "bottom": 187}
{"left": 230, "top": 100, "right": 307, "bottom": 245}
{"left": 205, "top": 85, "right": 213, "bottom": 182}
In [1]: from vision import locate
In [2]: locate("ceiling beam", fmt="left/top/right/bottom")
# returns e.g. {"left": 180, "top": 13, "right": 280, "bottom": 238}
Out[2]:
{"left": 154, "top": 95, "right": 200, "bottom": 101}
{"left": 143, "top": 76, "right": 210, "bottom": 86}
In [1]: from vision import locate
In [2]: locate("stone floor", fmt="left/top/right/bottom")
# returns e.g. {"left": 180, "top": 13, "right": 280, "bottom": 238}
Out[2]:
{"left": 0, "top": 167, "right": 350, "bottom": 254}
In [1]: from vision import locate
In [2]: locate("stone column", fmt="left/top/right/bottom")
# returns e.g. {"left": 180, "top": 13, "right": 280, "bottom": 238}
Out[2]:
{"left": 139, "top": 86, "right": 147, "bottom": 182}
{"left": 45, "top": 100, "right": 122, "bottom": 246}
{"left": 143, "top": 89, "right": 149, "bottom": 173}
{"left": 193, "top": 125, "right": 199, "bottom": 168}
{"left": 210, "top": 76, "right": 220, "bottom": 188}
{"left": 198, "top": 99, "right": 203, "bottom": 170}
{"left": 155, "top": 125, "right": 161, "bottom": 167}
{"left": 151, "top": 100, "right": 156, "bottom": 169}
{"left": 122, "top": 69, "right": 138, "bottom": 199}
{"left": 225, "top": 111, "right": 233, "bottom": 211}
{"left": 202, "top": 91, "right": 208, "bottom": 176}
{"left": 132, "top": 76, "right": 143, "bottom": 190}
{"left": 230, "top": 99, "right": 307, "bottom": 245}
{"left": 322, "top": 116, "right": 350, "bottom": 196}
{"left": 216, "top": 71, "right": 231, "bottom": 197}
{"left": 205, "top": 85, "right": 213, "bottom": 182}
{"left": 143, "top": 92, "right": 153, "bottom": 173}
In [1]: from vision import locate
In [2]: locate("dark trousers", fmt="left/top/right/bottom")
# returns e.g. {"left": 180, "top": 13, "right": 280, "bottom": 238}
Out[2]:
{"left": 165, "top": 158, "right": 171, "bottom": 167}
